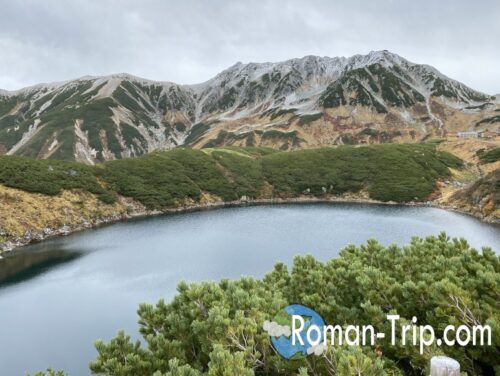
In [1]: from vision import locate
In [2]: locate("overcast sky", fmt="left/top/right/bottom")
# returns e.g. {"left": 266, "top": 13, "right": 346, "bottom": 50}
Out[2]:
{"left": 1, "top": 0, "right": 499, "bottom": 93}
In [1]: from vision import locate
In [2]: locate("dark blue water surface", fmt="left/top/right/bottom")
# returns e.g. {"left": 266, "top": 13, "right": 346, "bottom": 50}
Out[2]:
{"left": 0, "top": 203, "right": 498, "bottom": 375}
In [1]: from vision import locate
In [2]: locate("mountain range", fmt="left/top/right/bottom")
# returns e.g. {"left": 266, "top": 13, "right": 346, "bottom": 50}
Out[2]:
{"left": 0, "top": 50, "right": 498, "bottom": 164}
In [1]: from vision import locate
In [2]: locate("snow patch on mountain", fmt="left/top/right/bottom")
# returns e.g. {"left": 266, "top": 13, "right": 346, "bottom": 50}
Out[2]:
{"left": 7, "top": 119, "right": 42, "bottom": 155}
{"left": 1, "top": 50, "right": 495, "bottom": 162}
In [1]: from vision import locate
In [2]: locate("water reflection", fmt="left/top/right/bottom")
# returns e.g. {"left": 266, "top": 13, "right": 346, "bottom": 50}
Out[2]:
{"left": 0, "top": 246, "right": 82, "bottom": 287}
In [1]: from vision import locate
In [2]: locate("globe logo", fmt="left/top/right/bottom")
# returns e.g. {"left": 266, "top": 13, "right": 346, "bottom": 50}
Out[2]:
{"left": 263, "top": 304, "right": 326, "bottom": 359}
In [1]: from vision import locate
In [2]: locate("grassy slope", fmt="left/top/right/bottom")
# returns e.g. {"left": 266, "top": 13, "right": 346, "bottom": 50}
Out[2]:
{"left": 0, "top": 185, "right": 125, "bottom": 243}
{"left": 0, "top": 143, "right": 462, "bottom": 242}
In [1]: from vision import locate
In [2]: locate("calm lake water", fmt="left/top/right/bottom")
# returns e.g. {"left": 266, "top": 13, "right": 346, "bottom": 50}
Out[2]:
{"left": 0, "top": 203, "right": 498, "bottom": 375}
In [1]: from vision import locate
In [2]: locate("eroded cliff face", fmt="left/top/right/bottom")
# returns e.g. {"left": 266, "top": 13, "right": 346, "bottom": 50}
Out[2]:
{"left": 0, "top": 51, "right": 497, "bottom": 163}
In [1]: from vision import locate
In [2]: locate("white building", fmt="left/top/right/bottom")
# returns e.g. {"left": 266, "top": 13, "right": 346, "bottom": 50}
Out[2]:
{"left": 457, "top": 131, "right": 483, "bottom": 139}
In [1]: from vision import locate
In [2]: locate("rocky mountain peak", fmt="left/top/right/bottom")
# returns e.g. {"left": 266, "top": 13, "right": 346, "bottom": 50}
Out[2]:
{"left": 0, "top": 51, "right": 497, "bottom": 164}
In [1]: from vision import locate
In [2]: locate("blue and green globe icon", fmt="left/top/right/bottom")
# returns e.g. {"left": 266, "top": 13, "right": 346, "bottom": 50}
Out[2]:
{"left": 263, "top": 304, "right": 326, "bottom": 359}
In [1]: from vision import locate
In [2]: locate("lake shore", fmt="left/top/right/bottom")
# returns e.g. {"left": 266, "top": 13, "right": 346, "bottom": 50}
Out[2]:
{"left": 1, "top": 194, "right": 497, "bottom": 256}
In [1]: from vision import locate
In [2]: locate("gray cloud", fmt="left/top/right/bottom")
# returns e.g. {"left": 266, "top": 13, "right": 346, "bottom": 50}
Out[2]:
{"left": 1, "top": 0, "right": 499, "bottom": 93}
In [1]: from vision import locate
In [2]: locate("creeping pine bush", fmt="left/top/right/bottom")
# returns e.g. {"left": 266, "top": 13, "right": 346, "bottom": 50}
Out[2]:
{"left": 2, "top": 143, "right": 463, "bottom": 208}
{"left": 84, "top": 234, "right": 499, "bottom": 376}
{"left": 0, "top": 156, "right": 115, "bottom": 203}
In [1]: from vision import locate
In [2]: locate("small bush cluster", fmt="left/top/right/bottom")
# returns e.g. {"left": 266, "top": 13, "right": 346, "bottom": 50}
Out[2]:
{"left": 0, "top": 156, "right": 115, "bottom": 203}
{"left": 477, "top": 147, "right": 500, "bottom": 164}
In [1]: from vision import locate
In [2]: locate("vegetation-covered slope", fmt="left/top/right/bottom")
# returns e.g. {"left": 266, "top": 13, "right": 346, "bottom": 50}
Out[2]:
{"left": 0, "top": 143, "right": 463, "bottom": 248}
{"left": 477, "top": 147, "right": 500, "bottom": 165}
{"left": 36, "top": 234, "right": 500, "bottom": 376}
{"left": 0, "top": 155, "right": 116, "bottom": 202}
{"left": 0, "top": 143, "right": 461, "bottom": 208}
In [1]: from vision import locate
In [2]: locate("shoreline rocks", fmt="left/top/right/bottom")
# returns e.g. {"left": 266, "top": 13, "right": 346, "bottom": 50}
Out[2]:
{"left": 0, "top": 196, "right": 497, "bottom": 255}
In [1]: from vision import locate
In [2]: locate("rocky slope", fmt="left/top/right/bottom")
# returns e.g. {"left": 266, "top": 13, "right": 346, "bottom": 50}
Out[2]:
{"left": 0, "top": 51, "right": 498, "bottom": 163}
{"left": 446, "top": 169, "right": 499, "bottom": 221}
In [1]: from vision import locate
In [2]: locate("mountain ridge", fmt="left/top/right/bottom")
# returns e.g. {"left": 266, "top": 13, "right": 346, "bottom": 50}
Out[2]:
{"left": 0, "top": 50, "right": 498, "bottom": 164}
{"left": 1, "top": 51, "right": 493, "bottom": 97}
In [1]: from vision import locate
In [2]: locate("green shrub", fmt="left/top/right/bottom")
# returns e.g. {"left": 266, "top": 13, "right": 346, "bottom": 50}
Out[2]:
{"left": 261, "top": 144, "right": 462, "bottom": 202}
{"left": 298, "top": 113, "right": 323, "bottom": 125}
{"left": 211, "top": 150, "right": 265, "bottom": 198}
{"left": 477, "top": 147, "right": 500, "bottom": 164}
{"left": 0, "top": 143, "right": 463, "bottom": 207}
{"left": 88, "top": 234, "right": 499, "bottom": 375}
{"left": 99, "top": 149, "right": 237, "bottom": 208}
{"left": 0, "top": 156, "right": 115, "bottom": 203}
